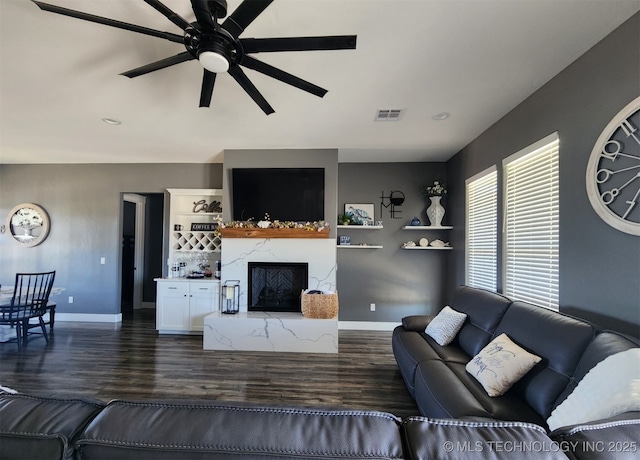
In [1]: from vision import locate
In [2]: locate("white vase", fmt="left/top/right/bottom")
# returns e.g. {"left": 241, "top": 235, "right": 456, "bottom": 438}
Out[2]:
{"left": 426, "top": 196, "right": 445, "bottom": 227}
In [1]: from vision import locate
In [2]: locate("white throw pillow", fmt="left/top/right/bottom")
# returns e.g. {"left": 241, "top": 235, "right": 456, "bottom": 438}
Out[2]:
{"left": 546, "top": 348, "right": 640, "bottom": 432}
{"left": 466, "top": 333, "right": 542, "bottom": 397}
{"left": 425, "top": 306, "right": 467, "bottom": 346}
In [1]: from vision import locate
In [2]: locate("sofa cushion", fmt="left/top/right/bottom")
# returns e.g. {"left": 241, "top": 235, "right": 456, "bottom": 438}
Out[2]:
{"left": 546, "top": 349, "right": 640, "bottom": 431}
{"left": 76, "top": 400, "right": 405, "bottom": 459}
{"left": 449, "top": 286, "right": 512, "bottom": 357}
{"left": 0, "top": 393, "right": 104, "bottom": 460}
{"left": 403, "top": 417, "right": 567, "bottom": 460}
{"left": 466, "top": 333, "right": 542, "bottom": 397}
{"left": 413, "top": 360, "right": 547, "bottom": 427}
{"left": 392, "top": 327, "right": 472, "bottom": 397}
{"left": 493, "top": 301, "right": 596, "bottom": 419}
{"left": 426, "top": 306, "right": 468, "bottom": 346}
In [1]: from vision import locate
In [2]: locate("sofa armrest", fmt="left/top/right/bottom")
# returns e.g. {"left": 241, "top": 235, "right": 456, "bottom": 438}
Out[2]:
{"left": 402, "top": 417, "right": 568, "bottom": 459}
{"left": 0, "top": 394, "right": 105, "bottom": 460}
{"left": 402, "top": 315, "right": 433, "bottom": 331}
{"left": 549, "top": 412, "right": 640, "bottom": 460}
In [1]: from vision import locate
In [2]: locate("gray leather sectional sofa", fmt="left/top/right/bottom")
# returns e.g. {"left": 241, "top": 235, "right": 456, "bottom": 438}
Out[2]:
{"left": 1, "top": 285, "right": 638, "bottom": 459}
{"left": 393, "top": 285, "right": 640, "bottom": 456}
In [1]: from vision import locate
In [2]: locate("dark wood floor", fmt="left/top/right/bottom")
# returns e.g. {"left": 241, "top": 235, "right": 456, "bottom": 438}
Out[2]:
{"left": 0, "top": 310, "right": 419, "bottom": 418}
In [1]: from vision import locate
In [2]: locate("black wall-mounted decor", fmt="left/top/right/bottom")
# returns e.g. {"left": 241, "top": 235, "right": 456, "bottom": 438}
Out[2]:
{"left": 380, "top": 191, "right": 405, "bottom": 219}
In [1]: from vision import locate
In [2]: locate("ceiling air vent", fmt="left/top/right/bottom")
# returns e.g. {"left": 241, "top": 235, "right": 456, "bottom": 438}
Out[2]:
{"left": 375, "top": 109, "right": 404, "bottom": 121}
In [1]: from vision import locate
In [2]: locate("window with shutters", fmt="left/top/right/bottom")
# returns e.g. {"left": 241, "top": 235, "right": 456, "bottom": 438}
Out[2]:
{"left": 503, "top": 132, "right": 559, "bottom": 309}
{"left": 466, "top": 166, "right": 498, "bottom": 291}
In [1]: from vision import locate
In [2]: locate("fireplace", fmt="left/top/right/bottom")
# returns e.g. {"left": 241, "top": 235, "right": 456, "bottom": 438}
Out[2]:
{"left": 248, "top": 262, "right": 308, "bottom": 312}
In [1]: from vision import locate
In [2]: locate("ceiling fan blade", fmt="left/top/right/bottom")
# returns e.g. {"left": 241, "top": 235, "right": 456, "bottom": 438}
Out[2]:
{"left": 241, "top": 55, "right": 327, "bottom": 98}
{"left": 31, "top": 1, "right": 184, "bottom": 44}
{"left": 190, "top": 0, "right": 216, "bottom": 30}
{"left": 199, "top": 70, "right": 217, "bottom": 107}
{"left": 120, "top": 52, "right": 194, "bottom": 78}
{"left": 228, "top": 65, "right": 275, "bottom": 115}
{"left": 143, "top": 0, "right": 193, "bottom": 31}
{"left": 242, "top": 35, "right": 357, "bottom": 53}
{"left": 223, "top": 0, "right": 274, "bottom": 38}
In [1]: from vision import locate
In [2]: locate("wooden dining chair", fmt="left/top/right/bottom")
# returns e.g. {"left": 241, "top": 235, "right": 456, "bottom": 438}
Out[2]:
{"left": 0, "top": 271, "right": 56, "bottom": 350}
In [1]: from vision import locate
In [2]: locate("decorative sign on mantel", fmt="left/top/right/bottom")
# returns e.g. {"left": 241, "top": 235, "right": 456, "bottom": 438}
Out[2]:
{"left": 220, "top": 227, "right": 330, "bottom": 239}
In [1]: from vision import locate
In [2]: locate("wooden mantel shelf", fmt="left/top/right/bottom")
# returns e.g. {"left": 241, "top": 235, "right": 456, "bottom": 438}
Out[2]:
{"left": 220, "top": 227, "right": 330, "bottom": 239}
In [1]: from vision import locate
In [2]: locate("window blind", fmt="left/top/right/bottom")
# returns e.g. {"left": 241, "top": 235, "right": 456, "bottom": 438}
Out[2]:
{"left": 466, "top": 166, "right": 498, "bottom": 291}
{"left": 503, "top": 133, "right": 559, "bottom": 309}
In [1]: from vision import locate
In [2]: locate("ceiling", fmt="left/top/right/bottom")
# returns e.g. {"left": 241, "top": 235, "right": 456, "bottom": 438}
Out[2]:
{"left": 1, "top": 0, "right": 638, "bottom": 164}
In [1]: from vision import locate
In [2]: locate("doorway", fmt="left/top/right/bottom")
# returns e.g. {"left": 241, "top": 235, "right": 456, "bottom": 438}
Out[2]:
{"left": 121, "top": 193, "right": 164, "bottom": 320}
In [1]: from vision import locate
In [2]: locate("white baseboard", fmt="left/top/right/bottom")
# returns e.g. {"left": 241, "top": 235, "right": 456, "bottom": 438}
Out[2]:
{"left": 338, "top": 321, "right": 400, "bottom": 331}
{"left": 55, "top": 313, "right": 123, "bottom": 323}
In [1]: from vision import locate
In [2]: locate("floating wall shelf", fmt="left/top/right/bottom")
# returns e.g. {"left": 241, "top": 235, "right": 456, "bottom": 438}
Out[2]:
{"left": 401, "top": 226, "right": 453, "bottom": 230}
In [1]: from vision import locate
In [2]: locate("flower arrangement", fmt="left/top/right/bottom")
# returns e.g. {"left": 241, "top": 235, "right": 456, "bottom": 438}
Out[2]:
{"left": 420, "top": 180, "right": 447, "bottom": 197}
{"left": 215, "top": 213, "right": 329, "bottom": 235}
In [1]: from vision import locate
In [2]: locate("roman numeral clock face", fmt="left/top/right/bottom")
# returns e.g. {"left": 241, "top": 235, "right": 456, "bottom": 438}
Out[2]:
{"left": 586, "top": 96, "right": 640, "bottom": 236}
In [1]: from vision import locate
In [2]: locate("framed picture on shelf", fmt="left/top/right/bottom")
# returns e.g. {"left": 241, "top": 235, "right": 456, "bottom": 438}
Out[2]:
{"left": 344, "top": 203, "right": 374, "bottom": 225}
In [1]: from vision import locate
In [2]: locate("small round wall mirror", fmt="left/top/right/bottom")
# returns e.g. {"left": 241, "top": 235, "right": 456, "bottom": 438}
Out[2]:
{"left": 6, "top": 203, "right": 51, "bottom": 247}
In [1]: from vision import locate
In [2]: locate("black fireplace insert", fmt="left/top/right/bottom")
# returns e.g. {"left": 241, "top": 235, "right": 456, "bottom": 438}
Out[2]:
{"left": 248, "top": 262, "right": 308, "bottom": 312}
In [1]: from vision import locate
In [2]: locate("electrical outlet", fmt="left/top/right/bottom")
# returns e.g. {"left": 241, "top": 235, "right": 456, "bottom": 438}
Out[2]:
{"left": 100, "top": 257, "right": 106, "bottom": 265}
{"left": 68, "top": 296, "right": 74, "bottom": 304}
{"left": 370, "top": 303, "right": 376, "bottom": 312}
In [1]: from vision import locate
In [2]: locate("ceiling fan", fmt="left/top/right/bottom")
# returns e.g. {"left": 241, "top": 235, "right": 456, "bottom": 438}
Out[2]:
{"left": 31, "top": 0, "right": 357, "bottom": 114}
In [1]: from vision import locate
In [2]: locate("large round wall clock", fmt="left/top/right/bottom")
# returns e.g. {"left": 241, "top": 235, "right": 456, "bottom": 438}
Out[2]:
{"left": 586, "top": 96, "right": 640, "bottom": 236}
{"left": 5, "top": 203, "right": 51, "bottom": 247}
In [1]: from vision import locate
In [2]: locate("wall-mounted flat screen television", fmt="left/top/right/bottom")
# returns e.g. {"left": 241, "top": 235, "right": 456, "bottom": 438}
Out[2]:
{"left": 232, "top": 168, "right": 325, "bottom": 222}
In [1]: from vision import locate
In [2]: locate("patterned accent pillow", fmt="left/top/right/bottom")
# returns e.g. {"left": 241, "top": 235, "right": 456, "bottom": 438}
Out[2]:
{"left": 425, "top": 306, "right": 468, "bottom": 346}
{"left": 466, "top": 333, "right": 541, "bottom": 397}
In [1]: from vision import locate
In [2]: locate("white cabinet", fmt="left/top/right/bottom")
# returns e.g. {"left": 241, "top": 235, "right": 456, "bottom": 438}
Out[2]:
{"left": 167, "top": 188, "right": 223, "bottom": 276}
{"left": 156, "top": 279, "right": 220, "bottom": 333}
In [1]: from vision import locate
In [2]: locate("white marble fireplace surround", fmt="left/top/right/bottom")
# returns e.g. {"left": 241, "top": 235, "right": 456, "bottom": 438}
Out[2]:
{"left": 204, "top": 237, "right": 338, "bottom": 353}
{"left": 220, "top": 238, "right": 337, "bottom": 312}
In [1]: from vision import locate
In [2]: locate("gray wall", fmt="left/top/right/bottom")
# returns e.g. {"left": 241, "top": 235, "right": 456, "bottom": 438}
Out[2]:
{"left": 337, "top": 162, "right": 448, "bottom": 321}
{"left": 445, "top": 13, "right": 640, "bottom": 336}
{"left": 0, "top": 164, "right": 221, "bottom": 315}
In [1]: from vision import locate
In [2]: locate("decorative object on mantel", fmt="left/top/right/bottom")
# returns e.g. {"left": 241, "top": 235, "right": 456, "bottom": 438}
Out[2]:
{"left": 380, "top": 190, "right": 405, "bottom": 219}
{"left": 420, "top": 180, "right": 447, "bottom": 227}
{"left": 218, "top": 216, "right": 330, "bottom": 239}
{"left": 220, "top": 280, "right": 240, "bottom": 314}
{"left": 301, "top": 289, "right": 339, "bottom": 319}
{"left": 410, "top": 216, "right": 421, "bottom": 226}
{"left": 419, "top": 238, "right": 429, "bottom": 247}
{"left": 402, "top": 240, "right": 417, "bottom": 248}
{"left": 5, "top": 203, "right": 50, "bottom": 247}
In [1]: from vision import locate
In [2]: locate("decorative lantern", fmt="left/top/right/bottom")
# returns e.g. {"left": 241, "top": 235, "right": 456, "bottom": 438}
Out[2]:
{"left": 220, "top": 280, "right": 240, "bottom": 314}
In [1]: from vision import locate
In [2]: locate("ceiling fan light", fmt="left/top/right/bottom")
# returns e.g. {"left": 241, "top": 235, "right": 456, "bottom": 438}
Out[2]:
{"left": 199, "top": 51, "right": 229, "bottom": 73}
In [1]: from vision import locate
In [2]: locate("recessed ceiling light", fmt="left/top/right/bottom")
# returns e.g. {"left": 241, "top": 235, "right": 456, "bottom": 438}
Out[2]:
{"left": 431, "top": 112, "right": 450, "bottom": 121}
{"left": 101, "top": 117, "right": 121, "bottom": 125}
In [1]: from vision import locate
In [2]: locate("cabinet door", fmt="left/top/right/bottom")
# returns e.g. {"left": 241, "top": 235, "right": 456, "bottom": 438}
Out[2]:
{"left": 156, "top": 283, "right": 190, "bottom": 330}
{"left": 189, "top": 283, "right": 217, "bottom": 331}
